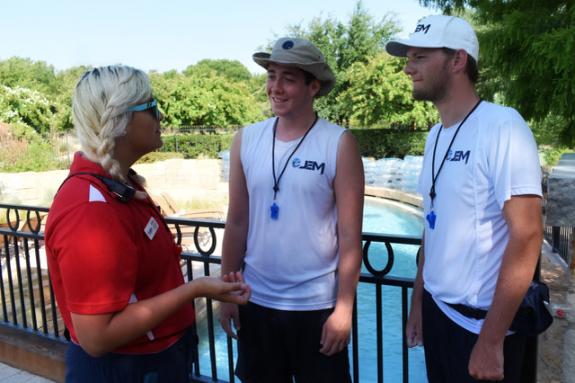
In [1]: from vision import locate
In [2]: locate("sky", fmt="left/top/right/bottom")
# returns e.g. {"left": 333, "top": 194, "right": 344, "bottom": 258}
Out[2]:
{"left": 0, "top": 0, "right": 436, "bottom": 75}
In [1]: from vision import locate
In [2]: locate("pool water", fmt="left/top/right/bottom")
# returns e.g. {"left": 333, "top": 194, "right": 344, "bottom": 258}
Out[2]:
{"left": 356, "top": 197, "right": 427, "bottom": 382}
{"left": 195, "top": 197, "right": 428, "bottom": 382}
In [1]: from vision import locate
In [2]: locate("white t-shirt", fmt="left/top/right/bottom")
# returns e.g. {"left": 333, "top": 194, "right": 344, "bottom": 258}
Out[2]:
{"left": 417, "top": 101, "right": 542, "bottom": 334}
{"left": 240, "top": 117, "right": 345, "bottom": 310}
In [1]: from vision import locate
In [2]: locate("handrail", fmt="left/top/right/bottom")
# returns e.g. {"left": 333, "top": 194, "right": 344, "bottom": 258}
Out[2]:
{"left": 0, "top": 203, "right": 540, "bottom": 383}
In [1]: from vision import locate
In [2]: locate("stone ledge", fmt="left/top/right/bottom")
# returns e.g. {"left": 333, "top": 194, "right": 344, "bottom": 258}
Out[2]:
{"left": 365, "top": 185, "right": 423, "bottom": 208}
{"left": 0, "top": 325, "right": 65, "bottom": 382}
{"left": 547, "top": 152, "right": 575, "bottom": 227}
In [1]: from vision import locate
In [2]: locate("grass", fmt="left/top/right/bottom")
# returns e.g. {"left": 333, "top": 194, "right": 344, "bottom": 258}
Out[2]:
{"left": 179, "top": 196, "right": 228, "bottom": 213}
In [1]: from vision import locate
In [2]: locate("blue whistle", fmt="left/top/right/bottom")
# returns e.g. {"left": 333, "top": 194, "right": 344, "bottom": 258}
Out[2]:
{"left": 426, "top": 211, "right": 436, "bottom": 230}
{"left": 270, "top": 202, "right": 279, "bottom": 220}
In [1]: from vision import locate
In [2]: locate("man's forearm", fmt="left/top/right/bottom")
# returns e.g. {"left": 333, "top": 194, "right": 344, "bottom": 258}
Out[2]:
{"left": 411, "top": 246, "right": 425, "bottom": 307}
{"left": 479, "top": 231, "right": 542, "bottom": 342}
{"left": 221, "top": 223, "right": 247, "bottom": 275}
{"left": 334, "top": 246, "right": 362, "bottom": 313}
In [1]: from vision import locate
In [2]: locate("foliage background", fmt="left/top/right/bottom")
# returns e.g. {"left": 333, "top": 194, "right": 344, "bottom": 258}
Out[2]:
{"left": 0, "top": 1, "right": 571, "bottom": 172}
{"left": 420, "top": 0, "right": 574, "bottom": 150}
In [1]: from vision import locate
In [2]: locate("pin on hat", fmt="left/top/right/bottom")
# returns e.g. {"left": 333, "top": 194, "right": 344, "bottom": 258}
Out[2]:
{"left": 386, "top": 15, "right": 479, "bottom": 62}
{"left": 253, "top": 37, "right": 336, "bottom": 97}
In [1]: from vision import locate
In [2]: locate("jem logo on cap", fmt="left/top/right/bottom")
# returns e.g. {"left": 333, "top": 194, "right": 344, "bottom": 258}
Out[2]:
{"left": 282, "top": 40, "right": 294, "bottom": 49}
{"left": 415, "top": 23, "right": 431, "bottom": 34}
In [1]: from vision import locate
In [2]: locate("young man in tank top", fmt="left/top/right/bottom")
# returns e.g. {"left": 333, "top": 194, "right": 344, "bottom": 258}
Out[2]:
{"left": 386, "top": 15, "right": 543, "bottom": 382}
{"left": 220, "top": 37, "right": 364, "bottom": 382}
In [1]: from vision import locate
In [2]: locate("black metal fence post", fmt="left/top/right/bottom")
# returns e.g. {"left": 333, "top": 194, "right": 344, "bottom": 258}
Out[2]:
{"left": 1, "top": 203, "right": 556, "bottom": 383}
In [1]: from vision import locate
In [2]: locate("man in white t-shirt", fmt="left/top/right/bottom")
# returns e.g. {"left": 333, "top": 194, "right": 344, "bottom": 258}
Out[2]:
{"left": 386, "top": 15, "right": 543, "bottom": 382}
{"left": 219, "top": 37, "right": 364, "bottom": 382}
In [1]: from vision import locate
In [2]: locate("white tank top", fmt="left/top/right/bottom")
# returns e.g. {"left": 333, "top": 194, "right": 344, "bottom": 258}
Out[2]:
{"left": 240, "top": 117, "right": 345, "bottom": 310}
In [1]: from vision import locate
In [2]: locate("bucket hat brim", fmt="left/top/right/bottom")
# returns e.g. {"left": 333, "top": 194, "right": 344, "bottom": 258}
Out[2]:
{"left": 253, "top": 41, "right": 336, "bottom": 97}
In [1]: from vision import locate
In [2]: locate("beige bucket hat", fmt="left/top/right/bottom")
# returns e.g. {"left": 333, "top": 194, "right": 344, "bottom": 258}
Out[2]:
{"left": 253, "top": 37, "right": 336, "bottom": 97}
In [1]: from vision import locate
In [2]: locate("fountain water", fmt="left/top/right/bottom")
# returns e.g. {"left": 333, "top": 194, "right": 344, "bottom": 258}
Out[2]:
{"left": 363, "top": 155, "right": 423, "bottom": 193}
{"left": 220, "top": 150, "right": 424, "bottom": 193}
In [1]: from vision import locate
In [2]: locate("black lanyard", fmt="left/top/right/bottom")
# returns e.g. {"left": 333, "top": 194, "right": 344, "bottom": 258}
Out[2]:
{"left": 272, "top": 115, "right": 318, "bottom": 199}
{"left": 429, "top": 99, "right": 482, "bottom": 206}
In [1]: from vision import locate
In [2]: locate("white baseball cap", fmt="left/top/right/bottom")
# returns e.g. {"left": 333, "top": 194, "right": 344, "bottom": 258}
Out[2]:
{"left": 386, "top": 15, "right": 479, "bottom": 62}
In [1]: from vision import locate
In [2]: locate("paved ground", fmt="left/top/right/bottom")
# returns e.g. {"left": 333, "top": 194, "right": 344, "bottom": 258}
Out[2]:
{"left": 538, "top": 242, "right": 571, "bottom": 382}
{"left": 0, "top": 362, "right": 55, "bottom": 383}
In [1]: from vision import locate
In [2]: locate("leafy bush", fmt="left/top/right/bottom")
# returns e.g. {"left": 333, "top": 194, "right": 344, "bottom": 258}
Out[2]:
{"left": 0, "top": 85, "right": 56, "bottom": 135}
{"left": 0, "top": 122, "right": 61, "bottom": 172}
{"left": 161, "top": 133, "right": 234, "bottom": 159}
{"left": 137, "top": 151, "right": 184, "bottom": 164}
{"left": 351, "top": 128, "right": 427, "bottom": 158}
{"left": 538, "top": 145, "right": 573, "bottom": 171}
{"left": 0, "top": 139, "right": 60, "bottom": 172}
{"left": 149, "top": 72, "right": 264, "bottom": 128}
{"left": 158, "top": 129, "right": 427, "bottom": 160}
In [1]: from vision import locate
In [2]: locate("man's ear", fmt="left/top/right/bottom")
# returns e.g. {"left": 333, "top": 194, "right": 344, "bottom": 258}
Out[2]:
{"left": 309, "top": 79, "right": 321, "bottom": 98}
{"left": 452, "top": 49, "right": 469, "bottom": 74}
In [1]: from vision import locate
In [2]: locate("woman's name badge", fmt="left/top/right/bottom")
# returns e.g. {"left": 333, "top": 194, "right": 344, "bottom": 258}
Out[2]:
{"left": 426, "top": 211, "right": 436, "bottom": 230}
{"left": 270, "top": 202, "right": 279, "bottom": 220}
{"left": 144, "top": 216, "right": 159, "bottom": 239}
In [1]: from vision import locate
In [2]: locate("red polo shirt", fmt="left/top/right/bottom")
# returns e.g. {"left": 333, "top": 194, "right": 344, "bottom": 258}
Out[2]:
{"left": 45, "top": 152, "right": 195, "bottom": 354}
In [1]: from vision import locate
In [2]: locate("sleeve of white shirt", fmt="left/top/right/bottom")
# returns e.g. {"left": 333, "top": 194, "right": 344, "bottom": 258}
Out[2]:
{"left": 416, "top": 128, "right": 435, "bottom": 197}
{"left": 488, "top": 108, "right": 542, "bottom": 210}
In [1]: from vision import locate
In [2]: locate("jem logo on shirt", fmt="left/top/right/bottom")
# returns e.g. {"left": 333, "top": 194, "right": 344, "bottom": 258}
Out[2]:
{"left": 446, "top": 150, "right": 471, "bottom": 164}
{"left": 292, "top": 158, "right": 325, "bottom": 175}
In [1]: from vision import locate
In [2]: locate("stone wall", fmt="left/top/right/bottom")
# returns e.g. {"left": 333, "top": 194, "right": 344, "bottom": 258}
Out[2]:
{"left": 0, "top": 158, "right": 228, "bottom": 210}
{"left": 547, "top": 153, "right": 575, "bottom": 228}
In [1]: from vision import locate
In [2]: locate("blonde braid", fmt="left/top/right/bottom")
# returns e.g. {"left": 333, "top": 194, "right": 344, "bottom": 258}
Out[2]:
{"left": 73, "top": 65, "right": 152, "bottom": 183}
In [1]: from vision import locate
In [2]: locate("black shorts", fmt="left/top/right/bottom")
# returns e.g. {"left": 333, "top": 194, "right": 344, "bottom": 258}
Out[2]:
{"left": 65, "top": 329, "right": 197, "bottom": 383}
{"left": 422, "top": 289, "right": 527, "bottom": 383}
{"left": 236, "top": 302, "right": 351, "bottom": 383}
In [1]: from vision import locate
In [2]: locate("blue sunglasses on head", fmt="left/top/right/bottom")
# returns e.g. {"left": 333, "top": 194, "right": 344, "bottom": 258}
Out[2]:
{"left": 127, "top": 99, "right": 161, "bottom": 121}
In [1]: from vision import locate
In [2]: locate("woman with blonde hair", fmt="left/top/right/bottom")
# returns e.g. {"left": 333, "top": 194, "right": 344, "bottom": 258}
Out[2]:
{"left": 45, "top": 65, "right": 250, "bottom": 383}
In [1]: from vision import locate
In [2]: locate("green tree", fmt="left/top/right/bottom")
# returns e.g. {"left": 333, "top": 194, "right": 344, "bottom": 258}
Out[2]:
{"left": 247, "top": 73, "right": 269, "bottom": 114}
{"left": 183, "top": 59, "right": 252, "bottom": 82}
{"left": 150, "top": 71, "right": 264, "bottom": 127}
{"left": 285, "top": 1, "right": 400, "bottom": 125}
{"left": 0, "top": 58, "right": 86, "bottom": 133}
{"left": 0, "top": 57, "right": 59, "bottom": 95}
{"left": 53, "top": 65, "right": 92, "bottom": 131}
{"left": 419, "top": 0, "right": 575, "bottom": 145}
{"left": 337, "top": 53, "right": 437, "bottom": 128}
{"left": 0, "top": 85, "right": 56, "bottom": 134}
{"left": 182, "top": 60, "right": 269, "bottom": 116}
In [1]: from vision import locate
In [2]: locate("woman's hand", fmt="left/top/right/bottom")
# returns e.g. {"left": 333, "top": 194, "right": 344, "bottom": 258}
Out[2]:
{"left": 194, "top": 272, "right": 250, "bottom": 305}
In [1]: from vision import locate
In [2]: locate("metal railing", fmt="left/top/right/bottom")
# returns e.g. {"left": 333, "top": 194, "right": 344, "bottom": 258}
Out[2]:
{"left": 160, "top": 216, "right": 423, "bottom": 382}
{"left": 544, "top": 225, "right": 573, "bottom": 265}
{"left": 162, "top": 125, "right": 240, "bottom": 135}
{"left": 0, "top": 203, "right": 539, "bottom": 383}
{"left": 0, "top": 204, "right": 60, "bottom": 340}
